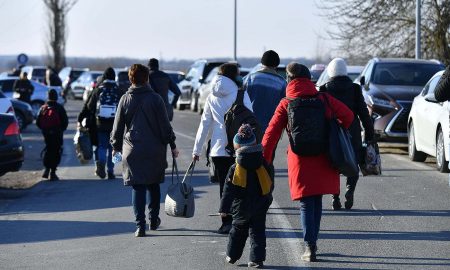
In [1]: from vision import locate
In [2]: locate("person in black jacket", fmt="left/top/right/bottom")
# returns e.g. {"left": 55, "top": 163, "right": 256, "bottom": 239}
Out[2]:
{"left": 45, "top": 67, "right": 62, "bottom": 87}
{"left": 148, "top": 58, "right": 181, "bottom": 121}
{"left": 13, "top": 72, "right": 34, "bottom": 104}
{"left": 220, "top": 124, "right": 273, "bottom": 268}
{"left": 36, "top": 89, "right": 68, "bottom": 181}
{"left": 434, "top": 65, "right": 450, "bottom": 102}
{"left": 319, "top": 58, "right": 374, "bottom": 210}
{"left": 78, "top": 67, "right": 123, "bottom": 179}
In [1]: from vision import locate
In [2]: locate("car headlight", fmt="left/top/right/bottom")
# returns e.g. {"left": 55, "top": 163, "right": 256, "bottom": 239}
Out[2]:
{"left": 368, "top": 95, "right": 394, "bottom": 108}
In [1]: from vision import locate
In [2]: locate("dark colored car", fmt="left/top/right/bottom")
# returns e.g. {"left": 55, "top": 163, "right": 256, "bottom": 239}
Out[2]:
{"left": 356, "top": 58, "right": 445, "bottom": 140}
{"left": 177, "top": 60, "right": 226, "bottom": 111}
{"left": 0, "top": 113, "right": 24, "bottom": 176}
{"left": 11, "top": 99, "right": 34, "bottom": 131}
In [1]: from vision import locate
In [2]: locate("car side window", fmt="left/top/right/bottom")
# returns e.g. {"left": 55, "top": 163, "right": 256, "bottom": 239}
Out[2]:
{"left": 364, "top": 62, "right": 375, "bottom": 83}
{"left": 0, "top": 80, "right": 15, "bottom": 92}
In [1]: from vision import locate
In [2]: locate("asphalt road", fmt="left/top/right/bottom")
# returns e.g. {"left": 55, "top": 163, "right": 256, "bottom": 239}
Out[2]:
{"left": 0, "top": 100, "right": 449, "bottom": 270}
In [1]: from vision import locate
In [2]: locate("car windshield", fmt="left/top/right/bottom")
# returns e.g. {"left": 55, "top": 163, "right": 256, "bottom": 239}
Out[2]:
{"left": 372, "top": 63, "right": 444, "bottom": 86}
{"left": 310, "top": 70, "right": 323, "bottom": 81}
{"left": 91, "top": 73, "right": 102, "bottom": 80}
{"left": 32, "top": 69, "right": 46, "bottom": 77}
{"left": 71, "top": 70, "right": 84, "bottom": 81}
{"left": 348, "top": 73, "right": 360, "bottom": 81}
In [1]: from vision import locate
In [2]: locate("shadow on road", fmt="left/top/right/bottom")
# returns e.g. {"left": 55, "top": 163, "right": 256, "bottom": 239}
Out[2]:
{"left": 320, "top": 253, "right": 450, "bottom": 267}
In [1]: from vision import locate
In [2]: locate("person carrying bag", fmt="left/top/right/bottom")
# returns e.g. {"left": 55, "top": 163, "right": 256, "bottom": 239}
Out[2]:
{"left": 165, "top": 159, "right": 196, "bottom": 218}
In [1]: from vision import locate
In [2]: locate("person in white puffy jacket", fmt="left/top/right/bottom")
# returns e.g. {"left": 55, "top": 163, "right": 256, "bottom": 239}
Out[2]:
{"left": 192, "top": 63, "right": 253, "bottom": 234}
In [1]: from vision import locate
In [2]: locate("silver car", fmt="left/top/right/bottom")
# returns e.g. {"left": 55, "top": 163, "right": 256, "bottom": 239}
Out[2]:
{"left": 70, "top": 71, "right": 102, "bottom": 100}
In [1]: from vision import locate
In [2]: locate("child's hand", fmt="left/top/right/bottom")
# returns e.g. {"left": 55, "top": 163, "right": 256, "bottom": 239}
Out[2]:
{"left": 219, "top": 213, "right": 228, "bottom": 218}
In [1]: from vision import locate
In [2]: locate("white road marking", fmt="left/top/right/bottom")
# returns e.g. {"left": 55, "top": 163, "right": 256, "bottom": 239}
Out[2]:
{"left": 174, "top": 130, "right": 196, "bottom": 141}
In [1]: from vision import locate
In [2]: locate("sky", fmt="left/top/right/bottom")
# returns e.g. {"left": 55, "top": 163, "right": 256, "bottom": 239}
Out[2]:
{"left": 0, "top": 0, "right": 334, "bottom": 60}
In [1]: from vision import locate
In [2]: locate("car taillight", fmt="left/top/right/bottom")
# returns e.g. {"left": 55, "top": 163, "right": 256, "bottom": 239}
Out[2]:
{"left": 6, "top": 106, "right": 14, "bottom": 114}
{"left": 4, "top": 121, "right": 20, "bottom": 135}
{"left": 92, "top": 82, "right": 97, "bottom": 88}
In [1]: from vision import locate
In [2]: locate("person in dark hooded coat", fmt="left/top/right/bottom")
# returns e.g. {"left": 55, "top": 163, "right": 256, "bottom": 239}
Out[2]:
{"left": 110, "top": 64, "right": 179, "bottom": 237}
{"left": 434, "top": 65, "right": 450, "bottom": 102}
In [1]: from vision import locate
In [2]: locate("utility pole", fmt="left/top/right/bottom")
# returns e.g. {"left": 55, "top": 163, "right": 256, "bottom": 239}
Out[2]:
{"left": 415, "top": 0, "right": 421, "bottom": 59}
{"left": 233, "top": 0, "right": 237, "bottom": 61}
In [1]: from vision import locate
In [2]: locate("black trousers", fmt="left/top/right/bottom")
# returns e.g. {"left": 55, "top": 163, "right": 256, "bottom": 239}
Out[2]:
{"left": 211, "top": 156, "right": 234, "bottom": 224}
{"left": 132, "top": 184, "right": 161, "bottom": 228}
{"left": 43, "top": 131, "right": 63, "bottom": 171}
{"left": 227, "top": 212, "right": 267, "bottom": 263}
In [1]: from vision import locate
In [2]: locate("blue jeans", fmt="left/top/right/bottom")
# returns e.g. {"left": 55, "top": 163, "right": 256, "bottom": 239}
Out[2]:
{"left": 95, "top": 132, "right": 113, "bottom": 173}
{"left": 299, "top": 195, "right": 323, "bottom": 247}
{"left": 132, "top": 184, "right": 161, "bottom": 228}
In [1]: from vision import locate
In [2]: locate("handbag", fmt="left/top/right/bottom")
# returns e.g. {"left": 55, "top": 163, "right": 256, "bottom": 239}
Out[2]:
{"left": 164, "top": 159, "right": 195, "bottom": 218}
{"left": 360, "top": 141, "right": 382, "bottom": 176}
{"left": 73, "top": 127, "right": 93, "bottom": 164}
{"left": 323, "top": 95, "right": 359, "bottom": 177}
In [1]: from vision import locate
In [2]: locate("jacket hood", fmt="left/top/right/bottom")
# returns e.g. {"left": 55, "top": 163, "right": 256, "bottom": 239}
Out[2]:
{"left": 326, "top": 76, "right": 354, "bottom": 93}
{"left": 211, "top": 75, "right": 238, "bottom": 98}
{"left": 127, "top": 84, "right": 152, "bottom": 94}
{"left": 286, "top": 78, "right": 318, "bottom": 98}
{"left": 236, "top": 144, "right": 264, "bottom": 170}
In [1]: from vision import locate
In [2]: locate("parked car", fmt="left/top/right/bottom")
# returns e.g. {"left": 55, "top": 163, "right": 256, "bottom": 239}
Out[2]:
{"left": 408, "top": 70, "right": 449, "bottom": 172}
{"left": 20, "top": 66, "right": 47, "bottom": 84}
{"left": 0, "top": 77, "right": 64, "bottom": 115}
{"left": 355, "top": 58, "right": 444, "bottom": 140}
{"left": 0, "top": 113, "right": 24, "bottom": 177}
{"left": 177, "top": 60, "right": 226, "bottom": 111}
{"left": 315, "top": 65, "right": 364, "bottom": 89}
{"left": 248, "top": 63, "right": 287, "bottom": 79}
{"left": 310, "top": 64, "right": 326, "bottom": 83}
{"left": 0, "top": 90, "right": 14, "bottom": 114}
{"left": 198, "top": 67, "right": 250, "bottom": 114}
{"left": 10, "top": 99, "right": 34, "bottom": 131}
{"left": 58, "top": 67, "right": 88, "bottom": 99}
{"left": 70, "top": 71, "right": 102, "bottom": 100}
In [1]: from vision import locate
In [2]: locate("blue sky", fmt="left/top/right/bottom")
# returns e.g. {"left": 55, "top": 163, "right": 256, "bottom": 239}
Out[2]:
{"left": 0, "top": 0, "right": 334, "bottom": 60}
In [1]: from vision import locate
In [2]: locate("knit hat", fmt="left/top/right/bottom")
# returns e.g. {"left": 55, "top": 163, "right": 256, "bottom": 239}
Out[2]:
{"left": 48, "top": 88, "right": 58, "bottom": 101}
{"left": 148, "top": 58, "right": 159, "bottom": 70}
{"left": 233, "top": 124, "right": 256, "bottom": 148}
{"left": 286, "top": 62, "right": 311, "bottom": 80}
{"left": 326, "top": 58, "right": 348, "bottom": 78}
{"left": 103, "top": 67, "right": 116, "bottom": 80}
{"left": 261, "top": 50, "right": 280, "bottom": 67}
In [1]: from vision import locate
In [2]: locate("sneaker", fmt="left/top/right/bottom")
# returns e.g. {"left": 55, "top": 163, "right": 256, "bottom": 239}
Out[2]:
{"left": 150, "top": 217, "right": 161, "bottom": 230}
{"left": 95, "top": 162, "right": 106, "bottom": 179}
{"left": 301, "top": 245, "right": 317, "bottom": 262}
{"left": 332, "top": 196, "right": 342, "bottom": 210}
{"left": 42, "top": 168, "right": 50, "bottom": 179}
{"left": 107, "top": 172, "right": 115, "bottom": 180}
{"left": 344, "top": 189, "right": 354, "bottom": 209}
{"left": 248, "top": 261, "right": 263, "bottom": 268}
{"left": 50, "top": 171, "right": 59, "bottom": 181}
{"left": 217, "top": 224, "right": 232, "bottom": 234}
{"left": 225, "top": 256, "right": 236, "bottom": 264}
{"left": 135, "top": 227, "right": 145, "bottom": 237}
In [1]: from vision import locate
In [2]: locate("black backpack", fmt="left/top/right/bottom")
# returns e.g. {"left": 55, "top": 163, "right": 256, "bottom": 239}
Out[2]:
{"left": 224, "top": 90, "right": 262, "bottom": 155}
{"left": 286, "top": 93, "right": 328, "bottom": 156}
{"left": 96, "top": 84, "right": 120, "bottom": 119}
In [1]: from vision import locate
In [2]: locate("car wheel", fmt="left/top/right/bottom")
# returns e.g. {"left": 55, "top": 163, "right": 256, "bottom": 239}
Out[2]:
{"left": 190, "top": 93, "right": 198, "bottom": 112}
{"left": 178, "top": 104, "right": 186, "bottom": 110}
{"left": 31, "top": 101, "right": 44, "bottom": 117}
{"left": 436, "top": 128, "right": 449, "bottom": 173}
{"left": 15, "top": 111, "right": 26, "bottom": 131}
{"left": 408, "top": 122, "right": 427, "bottom": 162}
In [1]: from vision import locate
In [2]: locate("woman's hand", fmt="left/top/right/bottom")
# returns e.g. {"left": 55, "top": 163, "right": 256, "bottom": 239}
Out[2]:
{"left": 192, "top": 154, "right": 199, "bottom": 161}
{"left": 172, "top": 148, "right": 179, "bottom": 158}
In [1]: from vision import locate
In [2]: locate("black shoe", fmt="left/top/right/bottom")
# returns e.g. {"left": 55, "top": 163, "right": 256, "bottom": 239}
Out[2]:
{"left": 248, "top": 261, "right": 264, "bottom": 268}
{"left": 217, "top": 224, "right": 232, "bottom": 234}
{"left": 344, "top": 189, "right": 354, "bottom": 209}
{"left": 225, "top": 256, "right": 236, "bottom": 264}
{"left": 95, "top": 162, "right": 106, "bottom": 179}
{"left": 332, "top": 196, "right": 342, "bottom": 210}
{"left": 301, "top": 245, "right": 317, "bottom": 262}
{"left": 107, "top": 172, "right": 115, "bottom": 180}
{"left": 150, "top": 217, "right": 161, "bottom": 230}
{"left": 50, "top": 171, "right": 59, "bottom": 181}
{"left": 42, "top": 168, "right": 50, "bottom": 179}
{"left": 135, "top": 227, "right": 145, "bottom": 237}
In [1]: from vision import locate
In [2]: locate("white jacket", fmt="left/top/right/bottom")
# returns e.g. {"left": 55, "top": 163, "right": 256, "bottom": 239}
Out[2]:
{"left": 192, "top": 75, "right": 253, "bottom": 157}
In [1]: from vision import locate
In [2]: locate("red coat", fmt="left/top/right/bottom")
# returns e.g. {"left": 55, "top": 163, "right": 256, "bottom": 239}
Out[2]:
{"left": 262, "top": 78, "right": 354, "bottom": 200}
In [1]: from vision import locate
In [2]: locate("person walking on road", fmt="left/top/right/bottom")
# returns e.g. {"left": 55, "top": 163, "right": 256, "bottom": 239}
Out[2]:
{"left": 110, "top": 64, "right": 179, "bottom": 237}
{"left": 13, "top": 72, "right": 34, "bottom": 104}
{"left": 36, "top": 89, "right": 68, "bottom": 181}
{"left": 243, "top": 50, "right": 286, "bottom": 134}
{"left": 192, "top": 63, "right": 253, "bottom": 234}
{"left": 220, "top": 124, "right": 274, "bottom": 268}
{"left": 148, "top": 58, "right": 181, "bottom": 121}
{"left": 319, "top": 58, "right": 374, "bottom": 210}
{"left": 78, "top": 67, "right": 123, "bottom": 179}
{"left": 434, "top": 65, "right": 450, "bottom": 102}
{"left": 262, "top": 63, "right": 353, "bottom": 262}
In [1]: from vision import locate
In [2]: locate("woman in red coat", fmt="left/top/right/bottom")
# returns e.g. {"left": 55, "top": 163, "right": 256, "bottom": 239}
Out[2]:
{"left": 262, "top": 63, "right": 354, "bottom": 262}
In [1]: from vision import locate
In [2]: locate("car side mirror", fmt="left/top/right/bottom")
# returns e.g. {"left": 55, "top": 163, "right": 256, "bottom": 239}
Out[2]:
{"left": 424, "top": 93, "right": 439, "bottom": 103}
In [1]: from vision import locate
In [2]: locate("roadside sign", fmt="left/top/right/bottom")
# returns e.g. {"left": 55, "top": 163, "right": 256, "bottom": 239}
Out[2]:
{"left": 17, "top": 53, "right": 28, "bottom": 65}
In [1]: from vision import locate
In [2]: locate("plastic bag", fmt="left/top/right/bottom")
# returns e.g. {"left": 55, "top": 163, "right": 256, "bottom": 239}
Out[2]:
{"left": 74, "top": 128, "right": 93, "bottom": 164}
{"left": 360, "top": 142, "right": 382, "bottom": 176}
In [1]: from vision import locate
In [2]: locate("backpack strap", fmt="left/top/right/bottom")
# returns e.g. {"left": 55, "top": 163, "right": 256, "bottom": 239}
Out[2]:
{"left": 234, "top": 89, "right": 245, "bottom": 105}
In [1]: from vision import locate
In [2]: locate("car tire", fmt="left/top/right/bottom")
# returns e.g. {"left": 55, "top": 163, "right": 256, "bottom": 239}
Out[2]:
{"left": 408, "top": 122, "right": 427, "bottom": 162}
{"left": 30, "top": 101, "right": 44, "bottom": 117}
{"left": 15, "top": 111, "right": 27, "bottom": 131}
{"left": 178, "top": 104, "right": 186, "bottom": 110}
{"left": 190, "top": 93, "right": 198, "bottom": 112}
{"left": 436, "top": 128, "right": 449, "bottom": 173}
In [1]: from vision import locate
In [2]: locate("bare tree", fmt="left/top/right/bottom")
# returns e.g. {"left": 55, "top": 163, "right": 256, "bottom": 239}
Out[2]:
{"left": 318, "top": 0, "right": 450, "bottom": 65}
{"left": 43, "top": 0, "right": 78, "bottom": 71}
